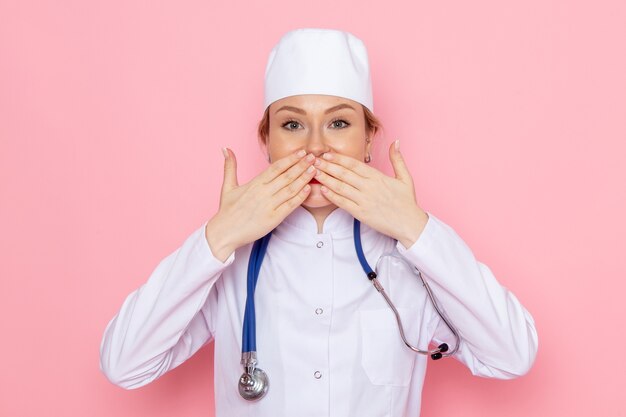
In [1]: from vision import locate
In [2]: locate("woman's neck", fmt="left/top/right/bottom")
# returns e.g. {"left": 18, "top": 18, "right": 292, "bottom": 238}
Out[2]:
{"left": 302, "top": 205, "right": 338, "bottom": 234}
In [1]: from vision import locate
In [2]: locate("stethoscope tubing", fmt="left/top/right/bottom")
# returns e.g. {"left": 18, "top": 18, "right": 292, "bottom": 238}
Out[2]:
{"left": 242, "top": 231, "right": 272, "bottom": 353}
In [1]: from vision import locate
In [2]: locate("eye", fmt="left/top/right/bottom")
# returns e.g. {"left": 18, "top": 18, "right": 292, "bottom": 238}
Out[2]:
{"left": 330, "top": 118, "right": 350, "bottom": 129}
{"left": 281, "top": 119, "right": 302, "bottom": 131}
{"left": 280, "top": 118, "right": 351, "bottom": 131}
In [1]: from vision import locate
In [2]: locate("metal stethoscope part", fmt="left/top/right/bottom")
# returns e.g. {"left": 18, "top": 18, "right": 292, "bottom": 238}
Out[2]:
{"left": 238, "top": 351, "right": 269, "bottom": 401}
{"left": 372, "top": 252, "right": 461, "bottom": 359}
{"left": 238, "top": 218, "right": 461, "bottom": 401}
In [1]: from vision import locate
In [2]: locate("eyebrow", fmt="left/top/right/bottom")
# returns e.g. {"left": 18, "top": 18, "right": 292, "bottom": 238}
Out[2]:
{"left": 274, "top": 103, "right": 356, "bottom": 115}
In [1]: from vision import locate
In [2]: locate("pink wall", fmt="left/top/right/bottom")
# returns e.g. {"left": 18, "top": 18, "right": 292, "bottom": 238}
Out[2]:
{"left": 1, "top": 0, "right": 624, "bottom": 415}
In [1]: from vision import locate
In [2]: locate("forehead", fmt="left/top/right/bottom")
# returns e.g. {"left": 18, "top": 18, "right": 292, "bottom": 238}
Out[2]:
{"left": 270, "top": 94, "right": 361, "bottom": 113}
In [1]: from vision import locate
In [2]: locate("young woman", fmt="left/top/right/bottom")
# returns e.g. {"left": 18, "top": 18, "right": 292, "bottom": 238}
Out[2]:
{"left": 100, "top": 28, "right": 538, "bottom": 416}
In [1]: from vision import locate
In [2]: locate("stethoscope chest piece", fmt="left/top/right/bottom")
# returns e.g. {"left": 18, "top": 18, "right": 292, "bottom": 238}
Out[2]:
{"left": 238, "top": 367, "right": 269, "bottom": 401}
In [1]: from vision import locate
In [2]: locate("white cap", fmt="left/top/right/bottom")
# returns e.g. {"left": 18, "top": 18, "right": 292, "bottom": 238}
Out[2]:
{"left": 263, "top": 28, "right": 374, "bottom": 113}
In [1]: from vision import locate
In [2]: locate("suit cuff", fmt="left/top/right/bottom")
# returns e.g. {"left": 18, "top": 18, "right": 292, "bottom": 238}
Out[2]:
{"left": 396, "top": 211, "right": 436, "bottom": 261}
{"left": 195, "top": 220, "right": 236, "bottom": 266}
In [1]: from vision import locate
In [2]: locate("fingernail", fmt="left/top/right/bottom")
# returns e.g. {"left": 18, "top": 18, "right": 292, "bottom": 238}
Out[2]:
{"left": 222, "top": 147, "right": 228, "bottom": 159}
{"left": 323, "top": 152, "right": 333, "bottom": 160}
{"left": 297, "top": 149, "right": 306, "bottom": 157}
{"left": 394, "top": 139, "right": 400, "bottom": 151}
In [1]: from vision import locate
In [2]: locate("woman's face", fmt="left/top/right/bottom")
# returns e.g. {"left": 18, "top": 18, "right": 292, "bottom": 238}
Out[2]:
{"left": 266, "top": 94, "right": 373, "bottom": 209}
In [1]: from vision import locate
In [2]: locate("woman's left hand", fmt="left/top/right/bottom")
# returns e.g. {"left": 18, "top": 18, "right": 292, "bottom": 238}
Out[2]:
{"left": 313, "top": 140, "right": 429, "bottom": 248}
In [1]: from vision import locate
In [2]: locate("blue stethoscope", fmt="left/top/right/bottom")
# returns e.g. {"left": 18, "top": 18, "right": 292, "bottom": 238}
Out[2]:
{"left": 238, "top": 217, "right": 461, "bottom": 401}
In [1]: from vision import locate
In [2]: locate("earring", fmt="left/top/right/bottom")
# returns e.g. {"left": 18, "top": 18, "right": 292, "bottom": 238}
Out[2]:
{"left": 365, "top": 153, "right": 371, "bottom": 163}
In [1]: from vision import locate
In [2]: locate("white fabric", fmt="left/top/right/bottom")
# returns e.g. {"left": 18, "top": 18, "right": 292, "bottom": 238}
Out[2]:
{"left": 263, "top": 28, "right": 374, "bottom": 112}
{"left": 100, "top": 207, "right": 538, "bottom": 416}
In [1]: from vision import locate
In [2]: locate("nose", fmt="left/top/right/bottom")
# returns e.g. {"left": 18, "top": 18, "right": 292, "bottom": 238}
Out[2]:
{"left": 304, "top": 127, "right": 331, "bottom": 158}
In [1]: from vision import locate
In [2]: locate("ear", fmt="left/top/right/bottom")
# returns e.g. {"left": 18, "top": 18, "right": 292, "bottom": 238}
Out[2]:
{"left": 259, "top": 135, "right": 271, "bottom": 162}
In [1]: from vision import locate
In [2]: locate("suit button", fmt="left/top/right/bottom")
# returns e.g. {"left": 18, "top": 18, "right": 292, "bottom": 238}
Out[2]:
{"left": 314, "top": 371, "right": 322, "bottom": 379}
{"left": 316, "top": 241, "right": 324, "bottom": 248}
{"left": 315, "top": 308, "right": 323, "bottom": 315}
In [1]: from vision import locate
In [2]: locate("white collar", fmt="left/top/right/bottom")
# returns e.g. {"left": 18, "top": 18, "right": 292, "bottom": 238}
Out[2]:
{"left": 273, "top": 205, "right": 375, "bottom": 244}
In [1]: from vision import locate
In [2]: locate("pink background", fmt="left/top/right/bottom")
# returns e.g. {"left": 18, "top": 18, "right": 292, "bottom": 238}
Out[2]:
{"left": 1, "top": 0, "right": 624, "bottom": 415}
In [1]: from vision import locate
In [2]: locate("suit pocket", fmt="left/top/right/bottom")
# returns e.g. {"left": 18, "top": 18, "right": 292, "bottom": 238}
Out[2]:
{"left": 358, "top": 306, "right": 418, "bottom": 386}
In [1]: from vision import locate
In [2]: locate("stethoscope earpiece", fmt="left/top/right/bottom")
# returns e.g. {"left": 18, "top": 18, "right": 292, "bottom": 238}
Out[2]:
{"left": 430, "top": 344, "right": 449, "bottom": 360}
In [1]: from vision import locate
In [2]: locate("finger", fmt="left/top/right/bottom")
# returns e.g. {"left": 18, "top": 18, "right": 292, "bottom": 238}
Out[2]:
{"left": 258, "top": 148, "right": 308, "bottom": 184}
{"left": 320, "top": 151, "right": 376, "bottom": 178}
{"left": 273, "top": 162, "right": 317, "bottom": 206}
{"left": 389, "top": 139, "right": 412, "bottom": 183}
{"left": 275, "top": 182, "right": 312, "bottom": 217}
{"left": 319, "top": 184, "right": 359, "bottom": 214}
{"left": 268, "top": 152, "right": 315, "bottom": 195}
{"left": 313, "top": 168, "right": 361, "bottom": 204}
{"left": 314, "top": 157, "right": 367, "bottom": 191}
{"left": 222, "top": 147, "right": 238, "bottom": 192}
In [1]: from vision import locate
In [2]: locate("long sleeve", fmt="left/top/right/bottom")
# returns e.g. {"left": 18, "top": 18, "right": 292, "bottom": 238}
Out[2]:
{"left": 396, "top": 212, "right": 538, "bottom": 379}
{"left": 99, "top": 220, "right": 236, "bottom": 390}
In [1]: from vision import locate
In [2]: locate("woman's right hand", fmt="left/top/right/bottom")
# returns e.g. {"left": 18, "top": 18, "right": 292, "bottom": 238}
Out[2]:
{"left": 204, "top": 148, "right": 317, "bottom": 262}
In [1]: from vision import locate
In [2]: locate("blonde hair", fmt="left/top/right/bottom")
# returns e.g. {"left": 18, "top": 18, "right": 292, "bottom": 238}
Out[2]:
{"left": 257, "top": 104, "right": 383, "bottom": 148}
